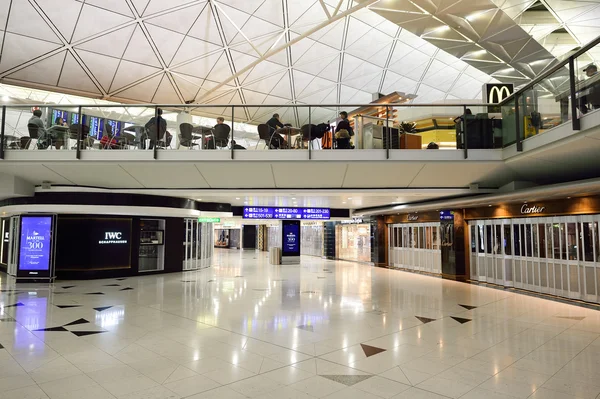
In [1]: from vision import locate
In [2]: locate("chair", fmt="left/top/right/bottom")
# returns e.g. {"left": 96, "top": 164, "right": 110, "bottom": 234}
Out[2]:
{"left": 335, "top": 137, "right": 352, "bottom": 149}
{"left": 147, "top": 123, "right": 168, "bottom": 149}
{"left": 213, "top": 124, "right": 231, "bottom": 149}
{"left": 26, "top": 123, "right": 41, "bottom": 149}
{"left": 69, "top": 124, "right": 93, "bottom": 150}
{"left": 179, "top": 123, "right": 198, "bottom": 149}
{"left": 256, "top": 124, "right": 273, "bottom": 149}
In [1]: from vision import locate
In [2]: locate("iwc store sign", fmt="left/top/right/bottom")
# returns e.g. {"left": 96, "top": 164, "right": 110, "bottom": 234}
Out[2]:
{"left": 521, "top": 204, "right": 545, "bottom": 215}
{"left": 99, "top": 232, "right": 128, "bottom": 245}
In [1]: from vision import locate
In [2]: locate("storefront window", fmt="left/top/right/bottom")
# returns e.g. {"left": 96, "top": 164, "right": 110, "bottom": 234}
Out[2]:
{"left": 471, "top": 225, "right": 476, "bottom": 253}
{"left": 504, "top": 224, "right": 512, "bottom": 255}
{"left": 478, "top": 225, "right": 485, "bottom": 253}
{"left": 567, "top": 223, "right": 577, "bottom": 260}
{"left": 538, "top": 224, "right": 546, "bottom": 259}
{"left": 433, "top": 226, "right": 439, "bottom": 250}
{"left": 485, "top": 225, "right": 492, "bottom": 254}
{"left": 403, "top": 227, "right": 409, "bottom": 249}
{"left": 514, "top": 224, "right": 521, "bottom": 256}
{"left": 532, "top": 224, "right": 539, "bottom": 257}
{"left": 494, "top": 225, "right": 502, "bottom": 255}
{"left": 335, "top": 223, "right": 371, "bottom": 262}
{"left": 547, "top": 224, "right": 554, "bottom": 259}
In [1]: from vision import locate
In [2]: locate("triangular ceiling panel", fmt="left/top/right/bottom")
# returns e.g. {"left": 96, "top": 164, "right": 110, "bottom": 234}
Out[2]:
{"left": 145, "top": 25, "right": 185, "bottom": 66}
{"left": 116, "top": 74, "right": 162, "bottom": 102}
{"left": 187, "top": 4, "right": 223, "bottom": 46}
{"left": 172, "top": 51, "right": 224, "bottom": 79}
{"left": 171, "top": 73, "right": 203, "bottom": 101}
{"left": 0, "top": 33, "right": 62, "bottom": 74}
{"left": 35, "top": 0, "right": 83, "bottom": 42}
{"left": 169, "top": 36, "right": 222, "bottom": 67}
{"left": 152, "top": 75, "right": 181, "bottom": 103}
{"left": 76, "top": 49, "right": 121, "bottom": 92}
{"left": 131, "top": 0, "right": 150, "bottom": 15}
{"left": 269, "top": 73, "right": 294, "bottom": 100}
{"left": 110, "top": 60, "right": 161, "bottom": 92}
{"left": 122, "top": 26, "right": 162, "bottom": 68}
{"left": 71, "top": 4, "right": 133, "bottom": 42}
{"left": 58, "top": 52, "right": 101, "bottom": 94}
{"left": 143, "top": 0, "right": 201, "bottom": 16}
{"left": 6, "top": 0, "right": 62, "bottom": 44}
{"left": 85, "top": 0, "right": 134, "bottom": 17}
{"left": 244, "top": 70, "right": 287, "bottom": 94}
{"left": 74, "top": 25, "right": 136, "bottom": 58}
{"left": 7, "top": 52, "right": 66, "bottom": 86}
{"left": 145, "top": 3, "right": 207, "bottom": 35}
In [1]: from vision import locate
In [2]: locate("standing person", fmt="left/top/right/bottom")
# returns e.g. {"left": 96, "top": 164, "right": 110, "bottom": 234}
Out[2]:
{"left": 28, "top": 109, "right": 50, "bottom": 149}
{"left": 579, "top": 64, "right": 600, "bottom": 114}
{"left": 266, "top": 113, "right": 286, "bottom": 148}
{"left": 334, "top": 111, "right": 354, "bottom": 149}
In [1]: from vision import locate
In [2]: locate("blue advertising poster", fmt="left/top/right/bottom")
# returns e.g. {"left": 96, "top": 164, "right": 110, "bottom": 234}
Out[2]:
{"left": 282, "top": 221, "right": 300, "bottom": 256}
{"left": 19, "top": 216, "right": 52, "bottom": 271}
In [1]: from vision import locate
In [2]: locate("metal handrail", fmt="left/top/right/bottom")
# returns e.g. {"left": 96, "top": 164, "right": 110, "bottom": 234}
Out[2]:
{"left": 1, "top": 103, "right": 499, "bottom": 109}
{"left": 499, "top": 34, "right": 600, "bottom": 106}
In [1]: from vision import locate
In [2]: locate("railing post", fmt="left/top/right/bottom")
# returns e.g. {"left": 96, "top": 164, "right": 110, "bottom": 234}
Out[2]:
{"left": 0, "top": 106, "right": 5, "bottom": 160}
{"left": 231, "top": 106, "right": 234, "bottom": 160}
{"left": 569, "top": 57, "right": 581, "bottom": 131}
{"left": 153, "top": 106, "right": 159, "bottom": 160}
{"left": 308, "top": 106, "right": 312, "bottom": 160}
{"left": 386, "top": 105, "right": 390, "bottom": 160}
{"left": 515, "top": 94, "right": 522, "bottom": 152}
{"left": 76, "top": 106, "right": 82, "bottom": 159}
{"left": 463, "top": 105, "right": 468, "bottom": 159}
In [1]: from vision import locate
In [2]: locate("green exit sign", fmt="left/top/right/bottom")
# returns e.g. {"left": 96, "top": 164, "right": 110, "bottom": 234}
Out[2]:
{"left": 198, "top": 217, "right": 220, "bottom": 223}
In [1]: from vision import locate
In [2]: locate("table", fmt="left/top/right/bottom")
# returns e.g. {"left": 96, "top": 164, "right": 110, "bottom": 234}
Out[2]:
{"left": 275, "top": 127, "right": 302, "bottom": 148}
{"left": 193, "top": 126, "right": 214, "bottom": 149}
{"left": 124, "top": 125, "right": 148, "bottom": 149}
{"left": 48, "top": 125, "right": 70, "bottom": 150}
{"left": 3, "top": 135, "right": 19, "bottom": 149}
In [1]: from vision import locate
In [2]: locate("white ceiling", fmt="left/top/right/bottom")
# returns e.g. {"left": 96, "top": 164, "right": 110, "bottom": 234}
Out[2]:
{"left": 0, "top": 0, "right": 498, "bottom": 125}
{"left": 39, "top": 186, "right": 477, "bottom": 209}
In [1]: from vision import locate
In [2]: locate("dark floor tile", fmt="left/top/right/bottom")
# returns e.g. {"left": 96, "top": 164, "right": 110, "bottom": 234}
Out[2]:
{"left": 556, "top": 316, "right": 586, "bottom": 321}
{"left": 320, "top": 375, "right": 373, "bottom": 386}
{"left": 85, "top": 292, "right": 105, "bottom": 295}
{"left": 55, "top": 305, "right": 82, "bottom": 309}
{"left": 459, "top": 304, "right": 477, "bottom": 310}
{"left": 5, "top": 303, "right": 24, "bottom": 308}
{"left": 360, "top": 343, "right": 386, "bottom": 357}
{"left": 415, "top": 316, "right": 436, "bottom": 324}
{"left": 93, "top": 306, "right": 113, "bottom": 312}
{"left": 34, "top": 326, "right": 68, "bottom": 332}
{"left": 119, "top": 287, "right": 134, "bottom": 291}
{"left": 297, "top": 325, "right": 314, "bottom": 332}
{"left": 62, "top": 286, "right": 76, "bottom": 289}
{"left": 64, "top": 318, "right": 89, "bottom": 327}
{"left": 450, "top": 316, "right": 472, "bottom": 324}
{"left": 103, "top": 284, "right": 121, "bottom": 287}
{"left": 71, "top": 330, "right": 108, "bottom": 337}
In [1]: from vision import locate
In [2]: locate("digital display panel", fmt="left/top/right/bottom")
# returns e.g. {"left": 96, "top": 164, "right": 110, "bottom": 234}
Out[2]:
{"left": 56, "top": 217, "right": 132, "bottom": 271}
{"left": 106, "top": 120, "right": 121, "bottom": 137}
{"left": 19, "top": 216, "right": 52, "bottom": 271}
{"left": 282, "top": 220, "right": 300, "bottom": 256}
{"left": 89, "top": 116, "right": 103, "bottom": 138}
{"left": 51, "top": 109, "right": 69, "bottom": 125}
{"left": 243, "top": 207, "right": 330, "bottom": 220}
{"left": 70, "top": 113, "right": 87, "bottom": 125}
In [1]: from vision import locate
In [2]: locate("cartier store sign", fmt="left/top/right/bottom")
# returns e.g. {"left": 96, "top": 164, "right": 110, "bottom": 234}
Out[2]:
{"left": 465, "top": 196, "right": 600, "bottom": 220}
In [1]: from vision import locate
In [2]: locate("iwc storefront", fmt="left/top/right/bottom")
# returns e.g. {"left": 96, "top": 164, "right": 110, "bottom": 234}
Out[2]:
{"left": 0, "top": 192, "right": 230, "bottom": 281}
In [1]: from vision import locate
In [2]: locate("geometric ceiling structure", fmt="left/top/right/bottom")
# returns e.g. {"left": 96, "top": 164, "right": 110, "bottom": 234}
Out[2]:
{"left": 367, "top": 0, "right": 560, "bottom": 85}
{"left": 1, "top": 0, "right": 501, "bottom": 125}
{"left": 495, "top": 0, "right": 600, "bottom": 66}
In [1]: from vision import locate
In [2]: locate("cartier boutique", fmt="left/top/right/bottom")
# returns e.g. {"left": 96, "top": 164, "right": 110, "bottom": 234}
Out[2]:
{"left": 465, "top": 195, "right": 600, "bottom": 305}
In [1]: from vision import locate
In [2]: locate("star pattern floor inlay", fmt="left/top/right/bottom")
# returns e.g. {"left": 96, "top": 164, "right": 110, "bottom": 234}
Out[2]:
{"left": 0, "top": 249, "right": 598, "bottom": 399}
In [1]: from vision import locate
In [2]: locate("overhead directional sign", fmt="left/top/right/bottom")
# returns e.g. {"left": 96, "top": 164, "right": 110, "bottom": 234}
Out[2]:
{"left": 243, "top": 207, "right": 330, "bottom": 220}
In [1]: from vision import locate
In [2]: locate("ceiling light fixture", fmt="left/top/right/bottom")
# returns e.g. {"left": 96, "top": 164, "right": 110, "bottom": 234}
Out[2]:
{"left": 347, "top": 197, "right": 353, "bottom": 200}
{"left": 236, "top": 197, "right": 240, "bottom": 200}
{"left": 1, "top": 95, "right": 9, "bottom": 102}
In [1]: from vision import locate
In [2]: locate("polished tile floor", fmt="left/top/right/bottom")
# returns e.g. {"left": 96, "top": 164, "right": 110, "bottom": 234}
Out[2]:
{"left": 0, "top": 250, "right": 600, "bottom": 399}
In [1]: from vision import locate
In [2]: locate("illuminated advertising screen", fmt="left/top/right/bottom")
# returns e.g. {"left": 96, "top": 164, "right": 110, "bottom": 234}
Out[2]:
{"left": 243, "top": 207, "right": 330, "bottom": 220}
{"left": 19, "top": 216, "right": 52, "bottom": 272}
{"left": 282, "top": 220, "right": 300, "bottom": 256}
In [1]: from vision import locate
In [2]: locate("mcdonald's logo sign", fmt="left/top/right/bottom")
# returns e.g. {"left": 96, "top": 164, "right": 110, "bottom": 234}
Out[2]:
{"left": 485, "top": 83, "right": 514, "bottom": 104}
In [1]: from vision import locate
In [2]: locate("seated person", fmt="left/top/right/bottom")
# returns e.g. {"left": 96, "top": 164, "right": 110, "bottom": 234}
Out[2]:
{"left": 335, "top": 129, "right": 352, "bottom": 149}
{"left": 28, "top": 109, "right": 49, "bottom": 149}
{"left": 54, "top": 117, "right": 68, "bottom": 127}
{"left": 266, "top": 113, "right": 287, "bottom": 148}
{"left": 145, "top": 108, "right": 167, "bottom": 149}
{"left": 335, "top": 111, "right": 354, "bottom": 138}
{"left": 100, "top": 132, "right": 119, "bottom": 149}
{"left": 231, "top": 140, "right": 246, "bottom": 150}
{"left": 579, "top": 64, "right": 600, "bottom": 115}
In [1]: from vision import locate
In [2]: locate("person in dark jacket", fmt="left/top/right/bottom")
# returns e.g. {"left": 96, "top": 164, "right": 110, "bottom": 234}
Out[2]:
{"left": 265, "top": 113, "right": 286, "bottom": 148}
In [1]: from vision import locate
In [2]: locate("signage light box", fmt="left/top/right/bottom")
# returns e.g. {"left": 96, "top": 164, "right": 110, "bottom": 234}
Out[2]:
{"left": 243, "top": 207, "right": 330, "bottom": 220}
